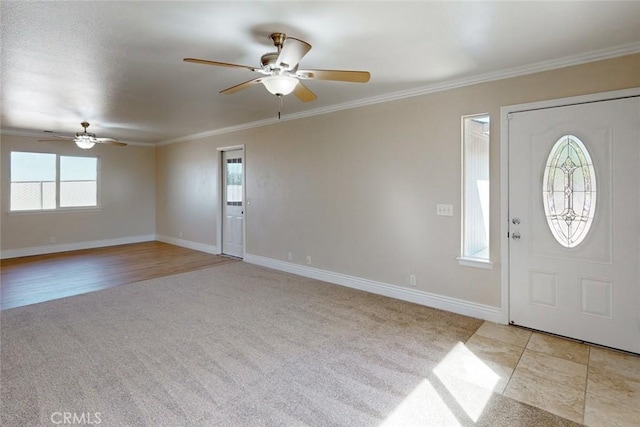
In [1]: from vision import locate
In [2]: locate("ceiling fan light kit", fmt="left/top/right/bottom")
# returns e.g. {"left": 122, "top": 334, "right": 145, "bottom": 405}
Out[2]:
{"left": 184, "top": 32, "right": 370, "bottom": 105}
{"left": 74, "top": 135, "right": 96, "bottom": 150}
{"left": 262, "top": 75, "right": 298, "bottom": 96}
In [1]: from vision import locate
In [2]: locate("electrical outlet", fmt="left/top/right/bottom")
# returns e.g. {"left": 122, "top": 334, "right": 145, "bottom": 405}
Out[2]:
{"left": 409, "top": 274, "right": 417, "bottom": 287}
{"left": 287, "top": 252, "right": 293, "bottom": 261}
{"left": 306, "top": 255, "right": 312, "bottom": 265}
{"left": 437, "top": 204, "right": 454, "bottom": 216}
{"left": 49, "top": 236, "right": 56, "bottom": 244}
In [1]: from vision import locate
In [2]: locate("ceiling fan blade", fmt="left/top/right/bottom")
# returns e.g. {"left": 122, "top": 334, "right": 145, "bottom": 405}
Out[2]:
{"left": 41, "top": 133, "right": 73, "bottom": 140}
{"left": 297, "top": 69, "right": 370, "bottom": 83}
{"left": 293, "top": 82, "right": 317, "bottom": 103}
{"left": 38, "top": 137, "right": 73, "bottom": 142}
{"left": 183, "top": 58, "right": 257, "bottom": 72}
{"left": 220, "top": 78, "right": 263, "bottom": 94}
{"left": 96, "top": 140, "right": 127, "bottom": 146}
{"left": 276, "top": 37, "right": 311, "bottom": 70}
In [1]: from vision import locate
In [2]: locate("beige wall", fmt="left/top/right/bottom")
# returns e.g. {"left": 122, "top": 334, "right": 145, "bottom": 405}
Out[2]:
{"left": 156, "top": 54, "right": 640, "bottom": 309}
{"left": 0, "top": 135, "right": 156, "bottom": 251}
{"left": 155, "top": 140, "right": 218, "bottom": 244}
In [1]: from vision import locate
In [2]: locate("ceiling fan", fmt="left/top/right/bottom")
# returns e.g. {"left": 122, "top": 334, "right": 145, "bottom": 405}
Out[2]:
{"left": 39, "top": 122, "right": 126, "bottom": 149}
{"left": 184, "top": 33, "right": 371, "bottom": 102}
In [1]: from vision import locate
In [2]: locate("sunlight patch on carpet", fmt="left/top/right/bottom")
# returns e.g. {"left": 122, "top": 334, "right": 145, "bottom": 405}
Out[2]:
{"left": 381, "top": 342, "right": 500, "bottom": 425}
{"left": 380, "top": 378, "right": 462, "bottom": 426}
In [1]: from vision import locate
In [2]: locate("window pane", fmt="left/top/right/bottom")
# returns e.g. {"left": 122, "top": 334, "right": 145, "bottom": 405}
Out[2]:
{"left": 10, "top": 152, "right": 56, "bottom": 211}
{"left": 60, "top": 156, "right": 98, "bottom": 207}
{"left": 462, "top": 115, "right": 490, "bottom": 259}
{"left": 226, "top": 158, "right": 243, "bottom": 205}
{"left": 542, "top": 135, "right": 596, "bottom": 248}
{"left": 60, "top": 156, "right": 97, "bottom": 181}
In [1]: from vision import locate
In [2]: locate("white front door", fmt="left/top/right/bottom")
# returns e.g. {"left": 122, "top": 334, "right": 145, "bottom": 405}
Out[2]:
{"left": 222, "top": 149, "right": 244, "bottom": 258}
{"left": 508, "top": 95, "right": 640, "bottom": 354}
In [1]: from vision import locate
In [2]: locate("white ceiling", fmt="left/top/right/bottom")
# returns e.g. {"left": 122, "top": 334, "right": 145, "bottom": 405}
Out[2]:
{"left": 2, "top": 1, "right": 639, "bottom": 145}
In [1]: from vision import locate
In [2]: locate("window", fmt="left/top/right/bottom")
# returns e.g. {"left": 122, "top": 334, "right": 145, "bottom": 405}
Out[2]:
{"left": 226, "top": 157, "right": 243, "bottom": 206}
{"left": 10, "top": 152, "right": 98, "bottom": 212}
{"left": 543, "top": 135, "right": 596, "bottom": 248}
{"left": 459, "top": 114, "right": 492, "bottom": 268}
{"left": 60, "top": 156, "right": 98, "bottom": 207}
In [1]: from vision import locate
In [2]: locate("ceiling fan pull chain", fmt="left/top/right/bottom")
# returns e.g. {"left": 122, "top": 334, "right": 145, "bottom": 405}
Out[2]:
{"left": 277, "top": 94, "right": 283, "bottom": 120}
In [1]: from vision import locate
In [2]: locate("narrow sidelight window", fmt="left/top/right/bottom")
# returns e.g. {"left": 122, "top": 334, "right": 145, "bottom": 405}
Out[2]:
{"left": 461, "top": 114, "right": 490, "bottom": 263}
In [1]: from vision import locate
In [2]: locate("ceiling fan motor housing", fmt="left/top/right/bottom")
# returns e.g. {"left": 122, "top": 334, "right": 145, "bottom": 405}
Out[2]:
{"left": 76, "top": 122, "right": 95, "bottom": 138}
{"left": 270, "top": 32, "right": 286, "bottom": 50}
{"left": 261, "top": 52, "right": 279, "bottom": 70}
{"left": 260, "top": 33, "right": 288, "bottom": 71}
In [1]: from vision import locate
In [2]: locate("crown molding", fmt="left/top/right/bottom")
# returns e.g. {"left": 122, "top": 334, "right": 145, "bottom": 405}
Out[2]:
{"left": 157, "top": 42, "right": 640, "bottom": 146}
{"left": 0, "top": 129, "right": 53, "bottom": 139}
{"left": 156, "top": 118, "right": 281, "bottom": 146}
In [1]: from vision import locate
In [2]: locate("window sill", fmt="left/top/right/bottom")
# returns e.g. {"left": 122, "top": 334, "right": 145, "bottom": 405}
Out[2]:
{"left": 8, "top": 207, "right": 103, "bottom": 215}
{"left": 456, "top": 256, "right": 494, "bottom": 270}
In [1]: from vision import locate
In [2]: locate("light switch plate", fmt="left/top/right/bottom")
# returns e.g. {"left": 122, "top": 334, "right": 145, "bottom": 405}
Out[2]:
{"left": 437, "top": 204, "right": 454, "bottom": 216}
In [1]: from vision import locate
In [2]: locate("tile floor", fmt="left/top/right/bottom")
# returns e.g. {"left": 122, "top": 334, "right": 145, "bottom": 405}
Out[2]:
{"left": 466, "top": 321, "right": 640, "bottom": 426}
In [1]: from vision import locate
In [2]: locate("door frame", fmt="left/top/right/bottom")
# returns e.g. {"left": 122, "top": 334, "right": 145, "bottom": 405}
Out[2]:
{"left": 216, "top": 144, "right": 246, "bottom": 257}
{"left": 499, "top": 87, "right": 640, "bottom": 324}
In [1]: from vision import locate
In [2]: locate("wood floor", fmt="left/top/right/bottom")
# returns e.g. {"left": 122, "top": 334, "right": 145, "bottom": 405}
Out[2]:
{"left": 0, "top": 241, "right": 238, "bottom": 310}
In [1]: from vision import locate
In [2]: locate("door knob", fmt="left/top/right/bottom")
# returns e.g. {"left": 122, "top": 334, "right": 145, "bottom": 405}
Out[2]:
{"left": 512, "top": 232, "right": 521, "bottom": 240}
{"left": 512, "top": 217, "right": 521, "bottom": 225}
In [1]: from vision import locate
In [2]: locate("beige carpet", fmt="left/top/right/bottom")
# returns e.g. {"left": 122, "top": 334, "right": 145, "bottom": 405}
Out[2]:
{"left": 1, "top": 262, "right": 579, "bottom": 426}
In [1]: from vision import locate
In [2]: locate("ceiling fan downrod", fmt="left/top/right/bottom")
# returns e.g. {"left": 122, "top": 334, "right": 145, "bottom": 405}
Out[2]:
{"left": 78, "top": 121, "right": 90, "bottom": 136}
{"left": 270, "top": 33, "right": 286, "bottom": 53}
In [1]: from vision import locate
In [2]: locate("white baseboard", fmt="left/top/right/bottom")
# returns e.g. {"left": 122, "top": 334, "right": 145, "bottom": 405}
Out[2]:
{"left": 0, "top": 234, "right": 156, "bottom": 259}
{"left": 1, "top": 238, "right": 501, "bottom": 322}
{"left": 244, "top": 253, "right": 503, "bottom": 323}
{"left": 155, "top": 234, "right": 218, "bottom": 255}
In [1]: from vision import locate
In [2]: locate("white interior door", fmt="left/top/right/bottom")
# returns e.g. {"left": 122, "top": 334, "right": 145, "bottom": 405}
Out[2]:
{"left": 508, "top": 95, "right": 640, "bottom": 354}
{"left": 222, "top": 149, "right": 244, "bottom": 258}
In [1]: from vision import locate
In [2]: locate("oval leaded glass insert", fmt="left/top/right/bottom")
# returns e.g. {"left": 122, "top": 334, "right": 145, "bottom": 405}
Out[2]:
{"left": 543, "top": 135, "right": 596, "bottom": 248}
